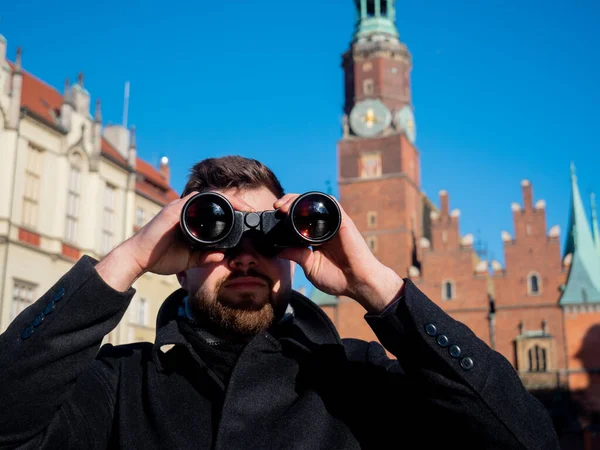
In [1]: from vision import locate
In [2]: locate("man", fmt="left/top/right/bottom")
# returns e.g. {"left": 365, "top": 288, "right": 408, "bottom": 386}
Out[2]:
{"left": 0, "top": 156, "right": 559, "bottom": 449}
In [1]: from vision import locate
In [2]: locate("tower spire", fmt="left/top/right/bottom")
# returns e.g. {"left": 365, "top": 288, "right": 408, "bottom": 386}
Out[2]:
{"left": 353, "top": 0, "right": 399, "bottom": 41}
{"left": 591, "top": 192, "right": 600, "bottom": 260}
{"left": 560, "top": 163, "right": 600, "bottom": 305}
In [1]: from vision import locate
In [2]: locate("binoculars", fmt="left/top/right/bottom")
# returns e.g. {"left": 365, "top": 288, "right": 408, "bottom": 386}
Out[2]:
{"left": 180, "top": 191, "right": 341, "bottom": 255}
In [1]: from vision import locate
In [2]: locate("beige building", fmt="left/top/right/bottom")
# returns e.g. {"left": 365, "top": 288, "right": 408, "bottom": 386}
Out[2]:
{"left": 0, "top": 34, "right": 181, "bottom": 345}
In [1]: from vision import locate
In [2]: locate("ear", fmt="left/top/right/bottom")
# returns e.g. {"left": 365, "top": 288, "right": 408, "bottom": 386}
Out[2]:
{"left": 177, "top": 270, "right": 189, "bottom": 291}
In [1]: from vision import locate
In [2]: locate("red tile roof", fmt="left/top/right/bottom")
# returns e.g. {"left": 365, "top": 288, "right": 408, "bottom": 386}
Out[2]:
{"left": 136, "top": 157, "right": 170, "bottom": 190}
{"left": 101, "top": 138, "right": 129, "bottom": 169}
{"left": 8, "top": 62, "right": 179, "bottom": 206}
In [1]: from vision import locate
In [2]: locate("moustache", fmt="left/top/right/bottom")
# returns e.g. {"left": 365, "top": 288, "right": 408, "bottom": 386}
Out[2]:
{"left": 222, "top": 268, "right": 273, "bottom": 287}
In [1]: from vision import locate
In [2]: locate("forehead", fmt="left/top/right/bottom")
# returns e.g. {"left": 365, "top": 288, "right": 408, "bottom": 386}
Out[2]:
{"left": 221, "top": 187, "right": 279, "bottom": 211}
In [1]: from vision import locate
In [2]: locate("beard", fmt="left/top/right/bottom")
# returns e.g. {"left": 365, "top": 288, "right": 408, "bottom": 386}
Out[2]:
{"left": 190, "top": 270, "right": 289, "bottom": 337}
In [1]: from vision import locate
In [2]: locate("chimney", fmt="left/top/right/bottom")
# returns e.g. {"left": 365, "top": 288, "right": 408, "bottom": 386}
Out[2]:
{"left": 159, "top": 156, "right": 170, "bottom": 184}
{"left": 104, "top": 124, "right": 130, "bottom": 160}
{"left": 521, "top": 180, "right": 533, "bottom": 213}
{"left": 8, "top": 46, "right": 23, "bottom": 129}
{"left": 439, "top": 190, "right": 449, "bottom": 217}
{"left": 71, "top": 71, "right": 90, "bottom": 116}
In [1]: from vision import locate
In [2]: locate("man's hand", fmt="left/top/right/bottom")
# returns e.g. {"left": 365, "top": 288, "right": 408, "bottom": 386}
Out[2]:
{"left": 275, "top": 194, "right": 404, "bottom": 313}
{"left": 96, "top": 191, "right": 255, "bottom": 292}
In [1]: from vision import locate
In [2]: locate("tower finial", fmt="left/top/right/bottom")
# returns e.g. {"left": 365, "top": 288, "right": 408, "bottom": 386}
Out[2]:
{"left": 95, "top": 98, "right": 102, "bottom": 123}
{"left": 15, "top": 46, "right": 22, "bottom": 72}
{"left": 129, "top": 125, "right": 136, "bottom": 149}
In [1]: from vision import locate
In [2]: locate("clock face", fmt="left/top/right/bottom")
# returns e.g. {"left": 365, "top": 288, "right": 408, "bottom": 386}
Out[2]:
{"left": 394, "top": 105, "right": 417, "bottom": 144}
{"left": 349, "top": 99, "right": 392, "bottom": 138}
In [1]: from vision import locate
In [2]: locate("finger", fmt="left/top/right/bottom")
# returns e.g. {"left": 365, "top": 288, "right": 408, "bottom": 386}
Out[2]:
{"left": 194, "top": 251, "right": 225, "bottom": 267}
{"left": 278, "top": 247, "right": 314, "bottom": 273}
{"left": 221, "top": 193, "right": 257, "bottom": 212}
{"left": 274, "top": 193, "right": 301, "bottom": 213}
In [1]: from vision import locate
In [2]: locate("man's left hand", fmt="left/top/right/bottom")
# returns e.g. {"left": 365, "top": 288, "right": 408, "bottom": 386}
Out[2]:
{"left": 275, "top": 194, "right": 404, "bottom": 313}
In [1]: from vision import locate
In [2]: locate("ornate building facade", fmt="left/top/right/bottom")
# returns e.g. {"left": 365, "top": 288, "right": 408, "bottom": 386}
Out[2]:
{"left": 0, "top": 33, "right": 179, "bottom": 345}
{"left": 311, "top": 1, "right": 600, "bottom": 445}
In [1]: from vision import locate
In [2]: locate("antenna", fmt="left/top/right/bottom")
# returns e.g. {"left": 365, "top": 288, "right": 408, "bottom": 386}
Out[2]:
{"left": 122, "top": 81, "right": 130, "bottom": 128}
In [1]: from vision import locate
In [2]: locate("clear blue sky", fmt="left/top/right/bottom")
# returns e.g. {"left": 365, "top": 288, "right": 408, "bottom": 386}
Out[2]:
{"left": 2, "top": 1, "right": 599, "bottom": 292}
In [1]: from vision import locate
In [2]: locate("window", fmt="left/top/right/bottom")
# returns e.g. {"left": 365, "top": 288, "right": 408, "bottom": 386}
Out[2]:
{"left": 367, "top": 211, "right": 377, "bottom": 228}
{"left": 138, "top": 298, "right": 148, "bottom": 326}
{"left": 22, "top": 145, "right": 43, "bottom": 229}
{"left": 362, "top": 62, "right": 373, "bottom": 72}
{"left": 380, "top": 0, "right": 388, "bottom": 16}
{"left": 366, "top": 236, "right": 377, "bottom": 253}
{"left": 528, "top": 345, "right": 547, "bottom": 372}
{"left": 136, "top": 207, "right": 144, "bottom": 227}
{"left": 102, "top": 184, "right": 116, "bottom": 254}
{"left": 363, "top": 79, "right": 374, "bottom": 96}
{"left": 442, "top": 279, "right": 455, "bottom": 300}
{"left": 528, "top": 272, "right": 541, "bottom": 295}
{"left": 65, "top": 166, "right": 81, "bottom": 243}
{"left": 359, "top": 152, "right": 382, "bottom": 178}
{"left": 366, "top": 0, "right": 375, "bottom": 17}
{"left": 11, "top": 279, "right": 36, "bottom": 320}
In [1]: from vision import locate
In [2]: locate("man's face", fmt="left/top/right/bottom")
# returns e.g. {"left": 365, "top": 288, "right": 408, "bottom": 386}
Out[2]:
{"left": 178, "top": 186, "right": 295, "bottom": 336}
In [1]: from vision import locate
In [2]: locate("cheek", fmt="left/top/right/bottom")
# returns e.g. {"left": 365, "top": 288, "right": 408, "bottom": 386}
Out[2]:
{"left": 270, "top": 260, "right": 293, "bottom": 294}
{"left": 186, "top": 265, "right": 229, "bottom": 293}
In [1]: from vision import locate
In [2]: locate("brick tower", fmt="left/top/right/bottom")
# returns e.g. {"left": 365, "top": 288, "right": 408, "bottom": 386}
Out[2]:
{"left": 338, "top": 0, "right": 420, "bottom": 277}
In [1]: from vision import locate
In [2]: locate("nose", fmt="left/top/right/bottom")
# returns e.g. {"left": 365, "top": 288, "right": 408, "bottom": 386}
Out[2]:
{"left": 227, "top": 238, "right": 260, "bottom": 272}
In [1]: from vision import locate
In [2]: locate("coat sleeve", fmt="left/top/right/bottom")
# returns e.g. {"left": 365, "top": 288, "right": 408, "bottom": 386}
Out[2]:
{"left": 362, "top": 279, "right": 560, "bottom": 450}
{"left": 0, "top": 255, "right": 135, "bottom": 449}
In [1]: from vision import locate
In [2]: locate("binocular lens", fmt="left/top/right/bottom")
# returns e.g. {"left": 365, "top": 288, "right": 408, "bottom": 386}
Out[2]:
{"left": 183, "top": 196, "right": 233, "bottom": 243}
{"left": 291, "top": 194, "right": 340, "bottom": 242}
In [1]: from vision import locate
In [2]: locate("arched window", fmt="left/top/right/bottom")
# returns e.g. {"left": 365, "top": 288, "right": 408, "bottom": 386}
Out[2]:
{"left": 442, "top": 279, "right": 455, "bottom": 300}
{"left": 528, "top": 345, "right": 547, "bottom": 372}
{"left": 527, "top": 272, "right": 541, "bottom": 295}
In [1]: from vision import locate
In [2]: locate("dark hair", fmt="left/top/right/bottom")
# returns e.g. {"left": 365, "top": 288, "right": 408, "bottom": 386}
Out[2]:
{"left": 181, "top": 155, "right": 285, "bottom": 199}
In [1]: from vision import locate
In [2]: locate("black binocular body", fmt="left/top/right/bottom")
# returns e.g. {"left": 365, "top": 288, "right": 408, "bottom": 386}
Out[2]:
{"left": 180, "top": 191, "right": 341, "bottom": 255}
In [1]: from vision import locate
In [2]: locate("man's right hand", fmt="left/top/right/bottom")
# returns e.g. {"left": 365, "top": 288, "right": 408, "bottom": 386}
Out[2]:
{"left": 95, "top": 191, "right": 255, "bottom": 292}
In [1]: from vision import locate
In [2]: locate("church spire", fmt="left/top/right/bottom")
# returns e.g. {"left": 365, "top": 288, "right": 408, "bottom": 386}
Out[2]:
{"left": 353, "top": 0, "right": 399, "bottom": 41}
{"left": 560, "top": 163, "right": 600, "bottom": 305}
{"left": 591, "top": 192, "right": 600, "bottom": 261}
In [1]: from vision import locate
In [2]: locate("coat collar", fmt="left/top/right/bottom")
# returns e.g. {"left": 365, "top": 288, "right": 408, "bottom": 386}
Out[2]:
{"left": 151, "top": 288, "right": 343, "bottom": 371}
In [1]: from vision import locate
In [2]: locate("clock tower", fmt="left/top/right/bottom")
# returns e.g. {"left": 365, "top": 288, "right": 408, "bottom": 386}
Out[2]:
{"left": 338, "top": 0, "right": 420, "bottom": 277}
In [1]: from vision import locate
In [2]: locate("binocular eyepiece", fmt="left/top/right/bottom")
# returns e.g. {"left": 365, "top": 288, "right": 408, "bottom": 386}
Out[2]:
{"left": 180, "top": 191, "right": 341, "bottom": 255}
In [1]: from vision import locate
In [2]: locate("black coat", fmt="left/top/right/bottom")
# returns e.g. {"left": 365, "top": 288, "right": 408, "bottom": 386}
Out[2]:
{"left": 0, "top": 256, "right": 559, "bottom": 449}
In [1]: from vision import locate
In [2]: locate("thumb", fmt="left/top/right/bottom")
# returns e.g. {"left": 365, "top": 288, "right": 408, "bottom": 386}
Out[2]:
{"left": 278, "top": 247, "right": 314, "bottom": 273}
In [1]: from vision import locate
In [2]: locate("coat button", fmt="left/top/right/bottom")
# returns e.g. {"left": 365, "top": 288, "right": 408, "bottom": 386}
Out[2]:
{"left": 32, "top": 314, "right": 45, "bottom": 327}
{"left": 449, "top": 345, "right": 461, "bottom": 358}
{"left": 43, "top": 301, "right": 56, "bottom": 316}
{"left": 425, "top": 324, "right": 437, "bottom": 336}
{"left": 436, "top": 334, "right": 450, "bottom": 347}
{"left": 460, "top": 357, "right": 474, "bottom": 371}
{"left": 21, "top": 326, "right": 35, "bottom": 340}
